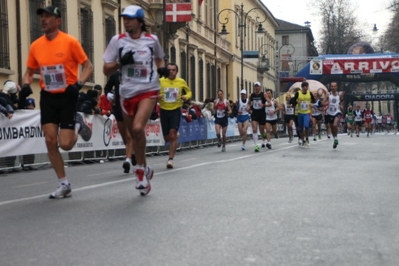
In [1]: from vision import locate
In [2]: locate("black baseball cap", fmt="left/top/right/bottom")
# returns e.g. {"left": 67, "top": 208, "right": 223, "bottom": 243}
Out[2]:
{"left": 36, "top": 6, "right": 61, "bottom": 18}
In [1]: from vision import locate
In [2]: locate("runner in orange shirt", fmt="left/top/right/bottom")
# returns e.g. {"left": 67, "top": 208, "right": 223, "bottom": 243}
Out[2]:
{"left": 22, "top": 6, "right": 93, "bottom": 199}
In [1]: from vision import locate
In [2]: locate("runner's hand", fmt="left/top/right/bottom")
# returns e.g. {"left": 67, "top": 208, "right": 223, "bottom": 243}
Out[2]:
{"left": 20, "top": 84, "right": 33, "bottom": 98}
{"left": 65, "top": 83, "right": 81, "bottom": 98}
{"left": 120, "top": 51, "right": 135, "bottom": 66}
{"left": 107, "top": 92, "right": 114, "bottom": 102}
{"left": 157, "top": 67, "right": 170, "bottom": 78}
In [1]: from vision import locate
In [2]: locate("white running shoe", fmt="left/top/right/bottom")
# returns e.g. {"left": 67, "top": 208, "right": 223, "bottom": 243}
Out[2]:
{"left": 298, "top": 139, "right": 303, "bottom": 146}
{"left": 166, "top": 159, "right": 173, "bottom": 169}
{"left": 135, "top": 168, "right": 151, "bottom": 196}
{"left": 49, "top": 183, "right": 72, "bottom": 199}
{"left": 222, "top": 146, "right": 226, "bottom": 152}
{"left": 241, "top": 145, "right": 245, "bottom": 150}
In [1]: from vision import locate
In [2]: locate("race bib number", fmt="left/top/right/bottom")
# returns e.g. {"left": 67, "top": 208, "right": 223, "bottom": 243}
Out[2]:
{"left": 41, "top": 64, "right": 66, "bottom": 91}
{"left": 286, "top": 107, "right": 293, "bottom": 114}
{"left": 329, "top": 105, "right": 337, "bottom": 113}
{"left": 365, "top": 114, "right": 371, "bottom": 119}
{"left": 253, "top": 100, "right": 262, "bottom": 109}
{"left": 217, "top": 109, "right": 225, "bottom": 118}
{"left": 127, "top": 65, "right": 148, "bottom": 80}
{"left": 164, "top": 88, "right": 179, "bottom": 103}
{"left": 300, "top": 102, "right": 309, "bottom": 111}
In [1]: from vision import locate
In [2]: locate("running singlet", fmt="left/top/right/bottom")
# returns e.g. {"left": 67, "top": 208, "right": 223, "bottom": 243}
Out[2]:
{"left": 386, "top": 116, "right": 393, "bottom": 124}
{"left": 285, "top": 103, "right": 294, "bottom": 115}
{"left": 297, "top": 90, "right": 311, "bottom": 114}
{"left": 346, "top": 111, "right": 354, "bottom": 122}
{"left": 265, "top": 99, "right": 277, "bottom": 120}
{"left": 327, "top": 92, "right": 340, "bottom": 116}
{"left": 103, "top": 32, "right": 165, "bottom": 99}
{"left": 363, "top": 109, "right": 373, "bottom": 122}
{"left": 250, "top": 92, "right": 266, "bottom": 110}
{"left": 354, "top": 110, "right": 363, "bottom": 122}
{"left": 375, "top": 115, "right": 382, "bottom": 124}
{"left": 159, "top": 77, "right": 191, "bottom": 110}
{"left": 312, "top": 105, "right": 321, "bottom": 116}
{"left": 215, "top": 99, "right": 227, "bottom": 118}
{"left": 26, "top": 31, "right": 88, "bottom": 94}
{"left": 238, "top": 98, "right": 249, "bottom": 116}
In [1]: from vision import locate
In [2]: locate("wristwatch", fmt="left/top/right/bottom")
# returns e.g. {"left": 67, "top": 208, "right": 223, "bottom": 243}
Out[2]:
{"left": 77, "top": 81, "right": 84, "bottom": 87}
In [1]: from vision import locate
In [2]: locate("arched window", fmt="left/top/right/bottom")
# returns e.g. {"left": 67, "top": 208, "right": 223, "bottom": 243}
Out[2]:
{"left": 199, "top": 59, "right": 204, "bottom": 101}
{"left": 170, "top": 46, "right": 176, "bottom": 63}
{"left": 180, "top": 50, "right": 187, "bottom": 80}
{"left": 190, "top": 55, "right": 196, "bottom": 100}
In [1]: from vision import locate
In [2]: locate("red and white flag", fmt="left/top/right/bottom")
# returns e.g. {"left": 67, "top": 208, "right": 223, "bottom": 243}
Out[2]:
{"left": 166, "top": 3, "right": 192, "bottom": 22}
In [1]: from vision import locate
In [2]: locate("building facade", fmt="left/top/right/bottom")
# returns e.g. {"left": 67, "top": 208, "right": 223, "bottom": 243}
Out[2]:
{"left": 0, "top": 0, "right": 278, "bottom": 106}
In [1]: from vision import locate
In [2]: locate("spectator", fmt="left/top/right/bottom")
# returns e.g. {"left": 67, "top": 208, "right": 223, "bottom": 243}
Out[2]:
{"left": 94, "top": 84, "right": 112, "bottom": 116}
{"left": 77, "top": 89, "right": 101, "bottom": 114}
{"left": 201, "top": 102, "right": 214, "bottom": 120}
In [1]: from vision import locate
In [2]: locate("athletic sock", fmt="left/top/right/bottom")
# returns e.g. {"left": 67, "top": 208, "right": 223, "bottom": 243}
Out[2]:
{"left": 59, "top": 177, "right": 69, "bottom": 185}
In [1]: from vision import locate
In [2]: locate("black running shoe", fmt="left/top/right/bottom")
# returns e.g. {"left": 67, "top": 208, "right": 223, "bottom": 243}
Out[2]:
{"left": 123, "top": 161, "right": 130, "bottom": 173}
{"left": 76, "top": 113, "right": 92, "bottom": 141}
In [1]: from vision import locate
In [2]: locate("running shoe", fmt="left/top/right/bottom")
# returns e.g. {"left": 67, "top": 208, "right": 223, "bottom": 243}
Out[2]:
{"left": 135, "top": 168, "right": 152, "bottom": 196}
{"left": 318, "top": 134, "right": 321, "bottom": 140}
{"left": 254, "top": 145, "right": 260, "bottom": 152}
{"left": 166, "top": 159, "right": 173, "bottom": 169}
{"left": 298, "top": 139, "right": 303, "bottom": 146}
{"left": 123, "top": 161, "right": 130, "bottom": 173}
{"left": 350, "top": 133, "right": 353, "bottom": 137}
{"left": 217, "top": 141, "right": 221, "bottom": 148}
{"left": 261, "top": 142, "right": 266, "bottom": 148}
{"left": 333, "top": 139, "right": 339, "bottom": 149}
{"left": 357, "top": 134, "right": 359, "bottom": 137}
{"left": 241, "top": 145, "right": 246, "bottom": 150}
{"left": 274, "top": 133, "right": 279, "bottom": 139}
{"left": 288, "top": 137, "right": 293, "bottom": 143}
{"left": 75, "top": 113, "right": 92, "bottom": 141}
{"left": 49, "top": 183, "right": 72, "bottom": 199}
{"left": 222, "top": 146, "right": 226, "bottom": 152}
{"left": 266, "top": 143, "right": 272, "bottom": 149}
{"left": 367, "top": 133, "right": 370, "bottom": 138}
{"left": 313, "top": 137, "right": 317, "bottom": 141}
{"left": 327, "top": 135, "right": 331, "bottom": 139}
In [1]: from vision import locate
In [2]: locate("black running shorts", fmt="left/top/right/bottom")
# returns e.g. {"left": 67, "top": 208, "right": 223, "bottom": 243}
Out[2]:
{"left": 160, "top": 108, "right": 181, "bottom": 136}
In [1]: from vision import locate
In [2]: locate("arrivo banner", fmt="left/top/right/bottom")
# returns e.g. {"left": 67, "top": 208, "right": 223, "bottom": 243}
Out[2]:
{"left": 322, "top": 58, "right": 399, "bottom": 74}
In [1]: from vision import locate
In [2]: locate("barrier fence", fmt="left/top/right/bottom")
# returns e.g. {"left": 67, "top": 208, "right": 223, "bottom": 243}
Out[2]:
{"left": 0, "top": 111, "right": 287, "bottom": 172}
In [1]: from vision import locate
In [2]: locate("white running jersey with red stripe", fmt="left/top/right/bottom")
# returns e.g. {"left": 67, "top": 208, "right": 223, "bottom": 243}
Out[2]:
{"left": 103, "top": 32, "right": 165, "bottom": 98}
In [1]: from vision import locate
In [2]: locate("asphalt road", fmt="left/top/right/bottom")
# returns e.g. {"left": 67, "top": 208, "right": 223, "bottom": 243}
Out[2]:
{"left": 1, "top": 132, "right": 398, "bottom": 266}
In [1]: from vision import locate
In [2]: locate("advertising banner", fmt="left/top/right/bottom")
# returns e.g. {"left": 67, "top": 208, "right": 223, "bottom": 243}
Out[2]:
{"left": 323, "top": 58, "right": 399, "bottom": 75}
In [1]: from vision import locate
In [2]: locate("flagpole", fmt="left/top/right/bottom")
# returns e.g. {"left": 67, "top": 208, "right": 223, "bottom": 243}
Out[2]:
{"left": 163, "top": 0, "right": 169, "bottom": 65}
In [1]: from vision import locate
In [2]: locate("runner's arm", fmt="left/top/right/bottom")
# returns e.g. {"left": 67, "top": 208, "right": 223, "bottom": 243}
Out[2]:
{"left": 79, "top": 59, "right": 93, "bottom": 84}
{"left": 22, "top": 67, "right": 36, "bottom": 85}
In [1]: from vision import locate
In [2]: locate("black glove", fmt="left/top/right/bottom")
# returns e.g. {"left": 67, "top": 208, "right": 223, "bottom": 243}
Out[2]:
{"left": 120, "top": 51, "right": 135, "bottom": 66}
{"left": 20, "top": 84, "right": 33, "bottom": 98}
{"left": 65, "top": 82, "right": 82, "bottom": 98}
{"left": 157, "top": 67, "right": 170, "bottom": 78}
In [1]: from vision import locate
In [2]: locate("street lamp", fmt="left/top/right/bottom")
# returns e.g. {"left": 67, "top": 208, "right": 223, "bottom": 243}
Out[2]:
{"left": 278, "top": 44, "right": 295, "bottom": 73}
{"left": 217, "top": 4, "right": 267, "bottom": 96}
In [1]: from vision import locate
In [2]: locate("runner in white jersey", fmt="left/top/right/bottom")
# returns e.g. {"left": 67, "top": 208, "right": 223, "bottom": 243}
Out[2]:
{"left": 375, "top": 113, "right": 383, "bottom": 132}
{"left": 386, "top": 113, "right": 393, "bottom": 133}
{"left": 324, "top": 82, "right": 343, "bottom": 149}
{"left": 264, "top": 89, "right": 281, "bottom": 149}
{"left": 282, "top": 94, "right": 294, "bottom": 143}
{"left": 236, "top": 90, "right": 250, "bottom": 150}
{"left": 102, "top": 5, "right": 168, "bottom": 196}
{"left": 354, "top": 105, "right": 363, "bottom": 137}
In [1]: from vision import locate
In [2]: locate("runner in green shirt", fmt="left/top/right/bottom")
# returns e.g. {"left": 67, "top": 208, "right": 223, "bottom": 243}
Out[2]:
{"left": 346, "top": 105, "right": 355, "bottom": 137}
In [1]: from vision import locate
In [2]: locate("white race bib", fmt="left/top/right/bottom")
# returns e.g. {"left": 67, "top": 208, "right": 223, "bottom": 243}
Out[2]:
{"left": 41, "top": 64, "right": 67, "bottom": 91}
{"left": 164, "top": 88, "right": 179, "bottom": 103}
{"left": 300, "top": 102, "right": 309, "bottom": 111}
{"left": 127, "top": 64, "right": 149, "bottom": 82}
{"left": 253, "top": 100, "right": 262, "bottom": 109}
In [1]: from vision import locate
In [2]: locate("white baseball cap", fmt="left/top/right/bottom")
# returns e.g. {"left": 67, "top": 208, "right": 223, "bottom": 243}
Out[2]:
{"left": 3, "top": 80, "right": 18, "bottom": 94}
{"left": 254, "top": 81, "right": 261, "bottom": 86}
{"left": 240, "top": 90, "right": 247, "bottom": 94}
{"left": 120, "top": 5, "right": 145, "bottom": 19}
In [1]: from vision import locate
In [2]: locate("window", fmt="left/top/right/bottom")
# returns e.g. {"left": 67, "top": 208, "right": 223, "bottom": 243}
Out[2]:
{"left": 236, "top": 77, "right": 239, "bottom": 94}
{"left": 282, "top": 35, "right": 289, "bottom": 45}
{"left": 105, "top": 16, "right": 116, "bottom": 46}
{"left": 80, "top": 6, "right": 94, "bottom": 82}
{"left": 206, "top": 62, "right": 211, "bottom": 98}
{"left": 170, "top": 46, "right": 176, "bottom": 64}
{"left": 199, "top": 59, "right": 204, "bottom": 101}
{"left": 29, "top": 0, "right": 46, "bottom": 43}
{"left": 190, "top": 55, "right": 196, "bottom": 100}
{"left": 0, "top": 0, "right": 9, "bottom": 69}
{"left": 52, "top": 0, "right": 67, "bottom": 32}
{"left": 217, "top": 67, "right": 221, "bottom": 92}
{"left": 180, "top": 50, "right": 187, "bottom": 81}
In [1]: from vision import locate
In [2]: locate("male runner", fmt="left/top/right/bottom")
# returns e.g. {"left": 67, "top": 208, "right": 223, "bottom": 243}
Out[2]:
{"left": 354, "top": 105, "right": 363, "bottom": 137}
{"left": 213, "top": 90, "right": 232, "bottom": 152}
{"left": 363, "top": 103, "right": 374, "bottom": 137}
{"left": 22, "top": 6, "right": 93, "bottom": 199}
{"left": 247, "top": 82, "right": 266, "bottom": 152}
{"left": 236, "top": 90, "right": 250, "bottom": 150}
{"left": 325, "top": 82, "right": 343, "bottom": 148}
{"left": 159, "top": 63, "right": 192, "bottom": 168}
{"left": 282, "top": 94, "right": 294, "bottom": 143}
{"left": 264, "top": 89, "right": 281, "bottom": 149}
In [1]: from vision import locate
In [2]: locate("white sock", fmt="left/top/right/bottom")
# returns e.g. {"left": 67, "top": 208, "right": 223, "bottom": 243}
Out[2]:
{"left": 59, "top": 177, "right": 68, "bottom": 185}
{"left": 75, "top": 123, "right": 81, "bottom": 133}
{"left": 253, "top": 134, "right": 258, "bottom": 145}
{"left": 126, "top": 158, "right": 132, "bottom": 164}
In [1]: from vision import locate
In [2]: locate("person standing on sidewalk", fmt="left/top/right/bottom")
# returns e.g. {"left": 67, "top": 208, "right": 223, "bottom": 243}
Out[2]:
{"left": 103, "top": 5, "right": 168, "bottom": 196}
{"left": 159, "top": 63, "right": 192, "bottom": 169}
{"left": 23, "top": 6, "right": 93, "bottom": 199}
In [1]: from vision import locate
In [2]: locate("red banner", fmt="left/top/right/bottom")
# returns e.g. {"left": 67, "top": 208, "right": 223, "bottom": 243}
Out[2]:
{"left": 166, "top": 3, "right": 192, "bottom": 22}
{"left": 323, "top": 58, "right": 399, "bottom": 74}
